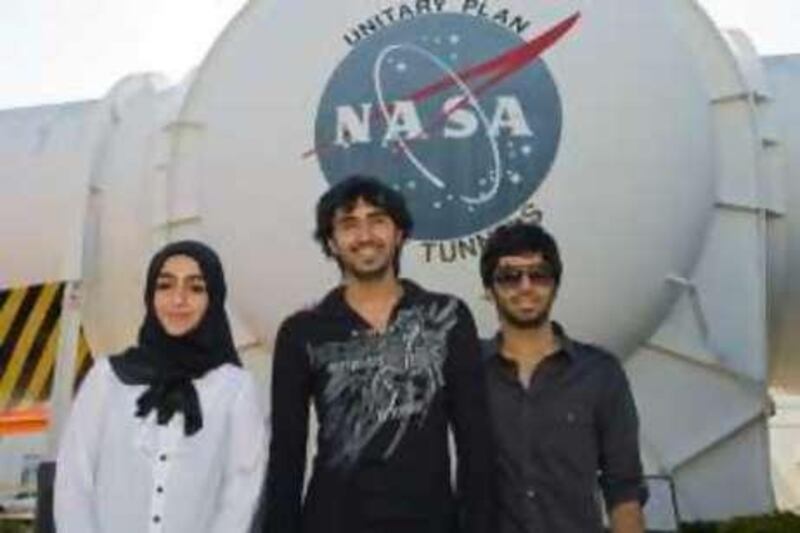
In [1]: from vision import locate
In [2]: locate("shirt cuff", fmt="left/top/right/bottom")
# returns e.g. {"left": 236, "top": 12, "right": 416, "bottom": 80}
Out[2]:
{"left": 602, "top": 480, "right": 649, "bottom": 510}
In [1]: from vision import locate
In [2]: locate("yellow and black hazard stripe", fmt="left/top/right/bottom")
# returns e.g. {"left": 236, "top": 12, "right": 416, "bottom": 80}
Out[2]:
{"left": 0, "top": 282, "right": 93, "bottom": 413}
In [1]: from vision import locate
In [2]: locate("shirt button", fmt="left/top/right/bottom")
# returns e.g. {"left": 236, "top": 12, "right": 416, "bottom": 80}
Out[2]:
{"left": 156, "top": 485, "right": 164, "bottom": 494}
{"left": 525, "top": 488, "right": 536, "bottom": 499}
{"left": 153, "top": 515, "right": 161, "bottom": 523}
{"left": 159, "top": 454, "right": 168, "bottom": 462}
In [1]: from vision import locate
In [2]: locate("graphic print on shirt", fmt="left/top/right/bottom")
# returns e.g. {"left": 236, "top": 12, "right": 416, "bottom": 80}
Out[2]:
{"left": 309, "top": 299, "right": 458, "bottom": 468}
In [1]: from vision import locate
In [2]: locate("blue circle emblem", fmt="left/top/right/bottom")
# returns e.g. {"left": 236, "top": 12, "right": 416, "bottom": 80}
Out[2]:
{"left": 315, "top": 14, "right": 562, "bottom": 240}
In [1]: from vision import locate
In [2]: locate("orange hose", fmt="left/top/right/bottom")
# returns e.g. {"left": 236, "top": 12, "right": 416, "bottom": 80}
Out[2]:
{"left": 0, "top": 405, "right": 49, "bottom": 435}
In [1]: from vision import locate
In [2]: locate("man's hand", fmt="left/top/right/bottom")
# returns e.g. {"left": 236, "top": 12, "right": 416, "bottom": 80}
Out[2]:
{"left": 610, "top": 500, "right": 645, "bottom": 533}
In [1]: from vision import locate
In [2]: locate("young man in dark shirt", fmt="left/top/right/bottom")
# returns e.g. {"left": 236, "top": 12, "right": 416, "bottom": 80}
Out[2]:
{"left": 260, "top": 176, "right": 492, "bottom": 533}
{"left": 479, "top": 222, "right": 647, "bottom": 533}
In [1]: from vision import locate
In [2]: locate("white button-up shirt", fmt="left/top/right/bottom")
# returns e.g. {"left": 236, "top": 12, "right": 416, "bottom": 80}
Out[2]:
{"left": 55, "top": 358, "right": 268, "bottom": 533}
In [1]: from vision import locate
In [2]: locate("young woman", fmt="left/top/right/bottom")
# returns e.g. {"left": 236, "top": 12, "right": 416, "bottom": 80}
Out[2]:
{"left": 55, "top": 241, "right": 267, "bottom": 533}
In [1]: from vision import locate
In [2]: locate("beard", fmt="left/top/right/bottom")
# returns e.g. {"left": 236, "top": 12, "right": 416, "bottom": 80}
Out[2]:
{"left": 346, "top": 259, "right": 394, "bottom": 282}
{"left": 338, "top": 244, "right": 397, "bottom": 282}
{"left": 495, "top": 294, "right": 554, "bottom": 330}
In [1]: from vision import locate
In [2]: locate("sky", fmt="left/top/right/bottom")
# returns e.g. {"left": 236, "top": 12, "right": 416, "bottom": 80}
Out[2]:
{"left": 0, "top": 0, "right": 798, "bottom": 110}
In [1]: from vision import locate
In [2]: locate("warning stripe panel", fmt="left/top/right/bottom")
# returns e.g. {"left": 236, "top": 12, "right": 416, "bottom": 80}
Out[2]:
{"left": 24, "top": 320, "right": 61, "bottom": 407}
{"left": 0, "top": 282, "right": 93, "bottom": 414}
{"left": 0, "top": 283, "right": 60, "bottom": 407}
{"left": 0, "top": 286, "right": 43, "bottom": 401}
{"left": 0, "top": 287, "right": 27, "bottom": 344}
{"left": 13, "top": 284, "right": 63, "bottom": 405}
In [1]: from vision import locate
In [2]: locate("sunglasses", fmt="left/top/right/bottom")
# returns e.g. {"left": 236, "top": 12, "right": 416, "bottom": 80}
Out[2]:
{"left": 492, "top": 267, "right": 556, "bottom": 288}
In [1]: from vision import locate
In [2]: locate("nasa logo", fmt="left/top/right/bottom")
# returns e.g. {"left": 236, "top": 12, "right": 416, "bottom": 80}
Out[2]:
{"left": 311, "top": 11, "right": 578, "bottom": 240}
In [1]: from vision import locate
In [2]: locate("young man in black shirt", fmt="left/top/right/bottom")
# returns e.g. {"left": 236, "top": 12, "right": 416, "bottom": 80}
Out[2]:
{"left": 261, "top": 176, "right": 492, "bottom": 533}
{"left": 479, "top": 223, "right": 647, "bottom": 533}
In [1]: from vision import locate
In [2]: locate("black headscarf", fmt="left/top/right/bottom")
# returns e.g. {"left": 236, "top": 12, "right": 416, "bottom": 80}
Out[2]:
{"left": 109, "top": 240, "right": 241, "bottom": 436}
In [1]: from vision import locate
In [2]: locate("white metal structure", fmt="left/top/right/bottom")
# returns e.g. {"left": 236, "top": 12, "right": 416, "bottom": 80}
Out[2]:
{"left": 1, "top": 0, "right": 799, "bottom": 525}
{"left": 765, "top": 53, "right": 800, "bottom": 396}
{"left": 763, "top": 52, "right": 800, "bottom": 513}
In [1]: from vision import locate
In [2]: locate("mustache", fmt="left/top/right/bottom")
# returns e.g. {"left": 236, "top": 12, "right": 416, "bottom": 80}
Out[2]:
{"left": 510, "top": 291, "right": 540, "bottom": 299}
{"left": 350, "top": 241, "right": 385, "bottom": 251}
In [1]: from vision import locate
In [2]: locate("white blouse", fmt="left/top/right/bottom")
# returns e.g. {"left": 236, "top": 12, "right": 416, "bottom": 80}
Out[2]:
{"left": 55, "top": 358, "right": 268, "bottom": 533}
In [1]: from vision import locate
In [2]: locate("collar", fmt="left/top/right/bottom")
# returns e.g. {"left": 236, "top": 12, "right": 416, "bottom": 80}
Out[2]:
{"left": 316, "top": 278, "right": 424, "bottom": 318}
{"left": 488, "top": 321, "right": 579, "bottom": 367}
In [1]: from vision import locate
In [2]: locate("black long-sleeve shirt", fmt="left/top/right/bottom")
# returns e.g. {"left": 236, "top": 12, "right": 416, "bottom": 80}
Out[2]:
{"left": 483, "top": 323, "right": 648, "bottom": 533}
{"left": 262, "top": 280, "right": 493, "bottom": 533}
